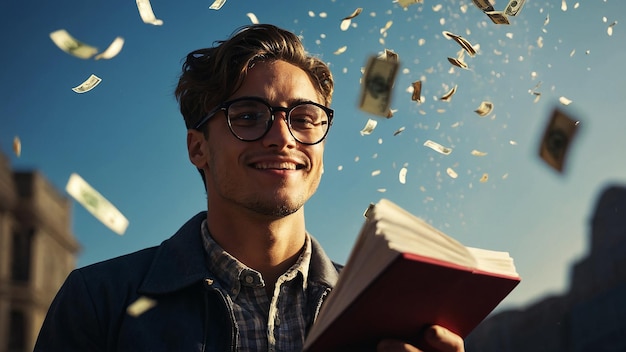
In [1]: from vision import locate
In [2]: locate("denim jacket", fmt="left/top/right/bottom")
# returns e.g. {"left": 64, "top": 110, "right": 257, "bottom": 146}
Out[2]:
{"left": 34, "top": 212, "right": 340, "bottom": 351}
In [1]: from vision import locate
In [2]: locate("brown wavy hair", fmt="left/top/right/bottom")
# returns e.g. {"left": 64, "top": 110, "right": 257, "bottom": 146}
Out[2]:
{"left": 174, "top": 24, "right": 334, "bottom": 130}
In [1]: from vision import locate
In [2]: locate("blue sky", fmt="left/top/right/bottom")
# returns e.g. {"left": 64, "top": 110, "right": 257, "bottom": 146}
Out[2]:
{"left": 1, "top": 0, "right": 625, "bottom": 310}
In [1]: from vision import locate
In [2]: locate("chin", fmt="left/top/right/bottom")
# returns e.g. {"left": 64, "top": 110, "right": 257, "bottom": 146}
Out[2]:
{"left": 249, "top": 195, "right": 306, "bottom": 218}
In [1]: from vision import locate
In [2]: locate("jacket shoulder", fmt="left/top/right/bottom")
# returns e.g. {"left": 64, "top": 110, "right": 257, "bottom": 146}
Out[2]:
{"left": 76, "top": 246, "right": 160, "bottom": 286}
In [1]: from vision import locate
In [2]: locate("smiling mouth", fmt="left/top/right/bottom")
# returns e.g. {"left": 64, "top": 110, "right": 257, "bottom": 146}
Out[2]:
{"left": 252, "top": 162, "right": 305, "bottom": 170}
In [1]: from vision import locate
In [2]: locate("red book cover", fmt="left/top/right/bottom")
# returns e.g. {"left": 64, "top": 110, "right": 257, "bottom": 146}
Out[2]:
{"left": 304, "top": 252, "right": 520, "bottom": 351}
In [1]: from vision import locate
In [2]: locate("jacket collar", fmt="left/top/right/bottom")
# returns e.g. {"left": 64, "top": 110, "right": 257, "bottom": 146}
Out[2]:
{"left": 139, "top": 212, "right": 211, "bottom": 295}
{"left": 138, "top": 211, "right": 340, "bottom": 295}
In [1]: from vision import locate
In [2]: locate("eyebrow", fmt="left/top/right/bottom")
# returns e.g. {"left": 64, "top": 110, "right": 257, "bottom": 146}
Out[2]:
{"left": 237, "top": 96, "right": 320, "bottom": 106}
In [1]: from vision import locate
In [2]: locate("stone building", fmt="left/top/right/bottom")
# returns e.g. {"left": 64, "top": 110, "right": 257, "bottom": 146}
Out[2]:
{"left": 465, "top": 184, "right": 626, "bottom": 352}
{"left": 0, "top": 151, "right": 80, "bottom": 352}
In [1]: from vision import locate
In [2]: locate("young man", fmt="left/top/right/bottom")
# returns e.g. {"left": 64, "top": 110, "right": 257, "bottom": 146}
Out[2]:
{"left": 35, "top": 24, "right": 464, "bottom": 351}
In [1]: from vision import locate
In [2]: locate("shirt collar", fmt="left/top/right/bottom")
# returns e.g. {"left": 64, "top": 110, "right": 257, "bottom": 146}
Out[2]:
{"left": 200, "top": 219, "right": 312, "bottom": 297}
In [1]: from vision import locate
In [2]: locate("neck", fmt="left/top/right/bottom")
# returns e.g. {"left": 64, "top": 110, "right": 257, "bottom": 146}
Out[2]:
{"left": 206, "top": 204, "right": 307, "bottom": 288}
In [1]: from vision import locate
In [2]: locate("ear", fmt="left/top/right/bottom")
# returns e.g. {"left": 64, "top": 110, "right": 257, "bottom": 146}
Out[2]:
{"left": 187, "top": 129, "right": 209, "bottom": 169}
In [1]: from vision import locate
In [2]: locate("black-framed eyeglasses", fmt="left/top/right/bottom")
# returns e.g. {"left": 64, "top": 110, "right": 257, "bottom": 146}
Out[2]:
{"left": 194, "top": 97, "right": 334, "bottom": 145}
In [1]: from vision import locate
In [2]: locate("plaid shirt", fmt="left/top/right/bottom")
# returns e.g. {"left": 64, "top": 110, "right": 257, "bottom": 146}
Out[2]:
{"left": 201, "top": 220, "right": 313, "bottom": 352}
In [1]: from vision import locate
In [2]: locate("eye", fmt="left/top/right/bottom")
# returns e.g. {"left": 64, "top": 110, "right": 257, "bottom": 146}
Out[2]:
{"left": 228, "top": 101, "right": 270, "bottom": 127}
{"left": 290, "top": 105, "right": 326, "bottom": 129}
{"left": 230, "top": 111, "right": 263, "bottom": 127}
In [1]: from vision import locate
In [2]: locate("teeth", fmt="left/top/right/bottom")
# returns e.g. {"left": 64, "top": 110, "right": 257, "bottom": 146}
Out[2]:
{"left": 254, "top": 162, "right": 298, "bottom": 170}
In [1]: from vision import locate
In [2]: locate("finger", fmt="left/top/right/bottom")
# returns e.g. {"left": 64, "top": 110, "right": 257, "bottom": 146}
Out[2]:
{"left": 377, "top": 339, "right": 423, "bottom": 352}
{"left": 423, "top": 325, "right": 465, "bottom": 352}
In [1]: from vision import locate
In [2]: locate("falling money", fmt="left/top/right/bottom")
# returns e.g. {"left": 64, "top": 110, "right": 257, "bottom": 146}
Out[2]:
{"left": 94, "top": 37, "right": 125, "bottom": 60}
{"left": 398, "top": 167, "right": 408, "bottom": 184}
{"left": 423, "top": 140, "right": 452, "bottom": 155}
{"left": 504, "top": 0, "right": 526, "bottom": 16}
{"left": 65, "top": 173, "right": 129, "bottom": 235}
{"left": 359, "top": 54, "right": 399, "bottom": 117}
{"left": 538, "top": 108, "right": 580, "bottom": 173}
{"left": 209, "top": 0, "right": 227, "bottom": 10}
{"left": 341, "top": 8, "right": 362, "bottom": 31}
{"left": 485, "top": 11, "right": 510, "bottom": 25}
{"left": 395, "top": 0, "right": 423, "bottom": 9}
{"left": 49, "top": 29, "right": 99, "bottom": 59}
{"left": 360, "top": 119, "right": 378, "bottom": 135}
{"left": 13, "top": 136, "right": 21, "bottom": 157}
{"left": 474, "top": 101, "right": 494, "bottom": 116}
{"left": 127, "top": 296, "right": 157, "bottom": 317}
{"left": 471, "top": 0, "right": 495, "bottom": 12}
{"left": 411, "top": 80, "right": 422, "bottom": 102}
{"left": 442, "top": 31, "right": 476, "bottom": 57}
{"left": 72, "top": 74, "right": 102, "bottom": 93}
{"left": 440, "top": 85, "right": 458, "bottom": 102}
{"left": 136, "top": 0, "right": 163, "bottom": 25}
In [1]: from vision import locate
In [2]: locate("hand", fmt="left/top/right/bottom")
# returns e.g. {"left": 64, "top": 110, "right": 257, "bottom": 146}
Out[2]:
{"left": 376, "top": 325, "right": 465, "bottom": 352}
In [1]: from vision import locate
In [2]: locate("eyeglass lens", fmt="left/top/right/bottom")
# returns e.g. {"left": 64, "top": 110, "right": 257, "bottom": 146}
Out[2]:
{"left": 227, "top": 100, "right": 329, "bottom": 143}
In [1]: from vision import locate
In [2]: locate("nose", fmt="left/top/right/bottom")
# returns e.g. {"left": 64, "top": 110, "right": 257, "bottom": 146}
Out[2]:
{"left": 262, "top": 111, "right": 296, "bottom": 149}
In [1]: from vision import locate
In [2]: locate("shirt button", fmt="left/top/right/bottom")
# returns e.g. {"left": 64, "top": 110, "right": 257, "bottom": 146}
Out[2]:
{"left": 245, "top": 275, "right": 254, "bottom": 284}
{"left": 232, "top": 288, "right": 238, "bottom": 295}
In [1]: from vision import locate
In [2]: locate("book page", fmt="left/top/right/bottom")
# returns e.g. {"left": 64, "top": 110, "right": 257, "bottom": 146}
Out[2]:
{"left": 375, "top": 199, "right": 479, "bottom": 266}
{"left": 466, "top": 247, "right": 519, "bottom": 277}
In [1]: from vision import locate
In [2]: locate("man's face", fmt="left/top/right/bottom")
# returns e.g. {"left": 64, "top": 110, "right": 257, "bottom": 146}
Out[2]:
{"left": 200, "top": 60, "right": 326, "bottom": 218}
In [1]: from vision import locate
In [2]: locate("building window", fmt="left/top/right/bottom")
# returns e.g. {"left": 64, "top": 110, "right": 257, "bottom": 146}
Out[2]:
{"left": 11, "top": 228, "right": 33, "bottom": 282}
{"left": 8, "top": 309, "right": 26, "bottom": 351}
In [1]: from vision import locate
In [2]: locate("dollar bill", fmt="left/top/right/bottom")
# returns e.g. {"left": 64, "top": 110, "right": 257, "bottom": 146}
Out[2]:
{"left": 65, "top": 173, "right": 129, "bottom": 235}
{"left": 471, "top": 150, "right": 488, "bottom": 156}
{"left": 398, "top": 167, "right": 408, "bottom": 184}
{"left": 127, "top": 296, "right": 157, "bottom": 317}
{"left": 136, "top": 0, "right": 163, "bottom": 25}
{"left": 72, "top": 74, "right": 102, "bottom": 93}
{"left": 485, "top": 11, "right": 510, "bottom": 25}
{"left": 479, "top": 173, "right": 489, "bottom": 183}
{"left": 49, "top": 29, "right": 99, "bottom": 59}
{"left": 608, "top": 21, "right": 617, "bottom": 36}
{"left": 411, "top": 80, "right": 422, "bottom": 102}
{"left": 471, "top": 0, "right": 495, "bottom": 12}
{"left": 474, "top": 101, "right": 494, "bottom": 116}
{"left": 359, "top": 55, "right": 399, "bottom": 118}
{"left": 394, "top": 0, "right": 423, "bottom": 9}
{"left": 504, "top": 0, "right": 526, "bottom": 16}
{"left": 334, "top": 46, "right": 348, "bottom": 55}
{"left": 442, "top": 31, "right": 477, "bottom": 57}
{"left": 342, "top": 7, "right": 362, "bottom": 21}
{"left": 382, "top": 49, "right": 398, "bottom": 62}
{"left": 13, "top": 136, "right": 21, "bottom": 157}
{"left": 423, "top": 140, "right": 452, "bottom": 155}
{"left": 538, "top": 108, "right": 580, "bottom": 173}
{"left": 341, "top": 8, "right": 362, "bottom": 31}
{"left": 446, "top": 167, "right": 458, "bottom": 179}
{"left": 447, "top": 56, "right": 468, "bottom": 69}
{"left": 94, "top": 37, "right": 125, "bottom": 60}
{"left": 559, "top": 96, "right": 573, "bottom": 106}
{"left": 360, "top": 118, "right": 378, "bottom": 135}
{"left": 209, "top": 0, "right": 227, "bottom": 10}
{"left": 440, "top": 85, "right": 458, "bottom": 102}
{"left": 246, "top": 12, "right": 259, "bottom": 24}
{"left": 393, "top": 126, "right": 405, "bottom": 136}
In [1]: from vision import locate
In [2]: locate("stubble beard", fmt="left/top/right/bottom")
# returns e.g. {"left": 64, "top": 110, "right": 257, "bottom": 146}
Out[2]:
{"left": 208, "top": 164, "right": 318, "bottom": 219}
{"left": 245, "top": 195, "right": 304, "bottom": 218}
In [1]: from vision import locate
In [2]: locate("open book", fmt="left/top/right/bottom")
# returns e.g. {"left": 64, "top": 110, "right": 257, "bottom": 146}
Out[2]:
{"left": 304, "top": 199, "right": 521, "bottom": 351}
